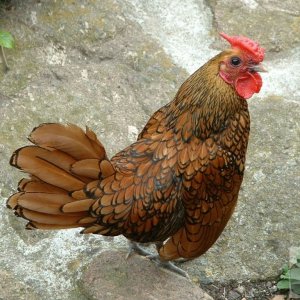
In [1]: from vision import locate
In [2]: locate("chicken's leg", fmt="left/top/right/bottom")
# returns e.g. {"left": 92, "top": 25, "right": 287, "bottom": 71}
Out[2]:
{"left": 126, "top": 241, "right": 189, "bottom": 278}
{"left": 145, "top": 241, "right": 189, "bottom": 278}
{"left": 126, "top": 241, "right": 152, "bottom": 259}
{"left": 148, "top": 255, "right": 189, "bottom": 278}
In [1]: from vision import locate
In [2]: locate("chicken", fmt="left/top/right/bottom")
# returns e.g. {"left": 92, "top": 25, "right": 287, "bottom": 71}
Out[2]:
{"left": 7, "top": 33, "right": 265, "bottom": 277}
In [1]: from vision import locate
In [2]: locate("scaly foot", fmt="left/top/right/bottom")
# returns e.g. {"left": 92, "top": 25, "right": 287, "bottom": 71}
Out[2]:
{"left": 126, "top": 241, "right": 152, "bottom": 259}
{"left": 148, "top": 254, "right": 190, "bottom": 278}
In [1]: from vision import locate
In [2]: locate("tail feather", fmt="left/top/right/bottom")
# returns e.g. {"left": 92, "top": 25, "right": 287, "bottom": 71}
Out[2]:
{"left": 18, "top": 179, "right": 67, "bottom": 194}
{"left": 8, "top": 123, "right": 114, "bottom": 231}
{"left": 16, "top": 207, "right": 89, "bottom": 225}
{"left": 71, "top": 180, "right": 104, "bottom": 199}
{"left": 9, "top": 192, "right": 75, "bottom": 215}
{"left": 62, "top": 199, "right": 95, "bottom": 213}
{"left": 85, "top": 127, "right": 107, "bottom": 159}
{"left": 25, "top": 215, "right": 97, "bottom": 230}
{"left": 11, "top": 146, "right": 86, "bottom": 191}
{"left": 71, "top": 158, "right": 115, "bottom": 180}
{"left": 78, "top": 216, "right": 99, "bottom": 224}
{"left": 26, "top": 222, "right": 81, "bottom": 230}
{"left": 71, "top": 189, "right": 90, "bottom": 200}
{"left": 6, "top": 193, "right": 19, "bottom": 209}
{"left": 11, "top": 146, "right": 76, "bottom": 172}
{"left": 71, "top": 159, "right": 102, "bottom": 179}
{"left": 29, "top": 123, "right": 106, "bottom": 160}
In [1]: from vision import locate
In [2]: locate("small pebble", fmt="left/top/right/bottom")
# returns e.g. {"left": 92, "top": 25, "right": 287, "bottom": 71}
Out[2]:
{"left": 191, "top": 276, "right": 199, "bottom": 284}
{"left": 271, "top": 295, "right": 285, "bottom": 300}
{"left": 235, "top": 285, "right": 245, "bottom": 294}
{"left": 203, "top": 292, "right": 214, "bottom": 300}
{"left": 269, "top": 285, "right": 277, "bottom": 293}
{"left": 228, "top": 290, "right": 241, "bottom": 300}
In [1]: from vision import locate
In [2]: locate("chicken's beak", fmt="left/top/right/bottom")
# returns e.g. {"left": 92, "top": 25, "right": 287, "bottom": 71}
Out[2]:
{"left": 250, "top": 63, "right": 268, "bottom": 73}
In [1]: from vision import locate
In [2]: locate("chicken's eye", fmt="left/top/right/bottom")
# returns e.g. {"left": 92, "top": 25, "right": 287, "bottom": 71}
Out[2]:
{"left": 231, "top": 57, "right": 242, "bottom": 67}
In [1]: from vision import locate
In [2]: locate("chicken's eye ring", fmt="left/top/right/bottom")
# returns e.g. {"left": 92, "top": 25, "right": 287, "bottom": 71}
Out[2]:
{"left": 231, "top": 56, "right": 242, "bottom": 67}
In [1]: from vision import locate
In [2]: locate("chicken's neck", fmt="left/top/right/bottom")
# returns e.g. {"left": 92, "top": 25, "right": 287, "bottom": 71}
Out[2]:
{"left": 168, "top": 55, "right": 248, "bottom": 140}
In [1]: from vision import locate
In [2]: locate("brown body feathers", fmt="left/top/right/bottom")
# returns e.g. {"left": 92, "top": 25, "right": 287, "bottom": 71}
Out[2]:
{"left": 8, "top": 50, "right": 251, "bottom": 261}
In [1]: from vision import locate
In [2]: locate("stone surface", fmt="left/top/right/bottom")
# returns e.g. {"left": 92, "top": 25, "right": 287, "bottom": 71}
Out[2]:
{"left": 120, "top": 0, "right": 217, "bottom": 73}
{"left": 227, "top": 289, "right": 241, "bottom": 300}
{"left": 207, "top": 0, "right": 300, "bottom": 54}
{"left": 80, "top": 250, "right": 212, "bottom": 300}
{"left": 0, "top": 270, "right": 40, "bottom": 300}
{"left": 0, "top": 0, "right": 299, "bottom": 299}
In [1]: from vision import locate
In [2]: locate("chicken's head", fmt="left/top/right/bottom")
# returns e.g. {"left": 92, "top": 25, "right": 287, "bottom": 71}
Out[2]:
{"left": 219, "top": 32, "right": 266, "bottom": 99}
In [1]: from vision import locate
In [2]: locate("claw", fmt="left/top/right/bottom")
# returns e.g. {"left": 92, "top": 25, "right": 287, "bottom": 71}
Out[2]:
{"left": 126, "top": 241, "right": 152, "bottom": 259}
{"left": 148, "top": 254, "right": 190, "bottom": 279}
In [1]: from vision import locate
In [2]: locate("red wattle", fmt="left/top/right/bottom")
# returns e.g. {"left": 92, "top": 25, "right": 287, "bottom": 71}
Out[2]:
{"left": 235, "top": 72, "right": 262, "bottom": 99}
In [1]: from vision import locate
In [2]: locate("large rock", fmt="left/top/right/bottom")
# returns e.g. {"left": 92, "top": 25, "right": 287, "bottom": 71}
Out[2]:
{"left": 80, "top": 250, "right": 213, "bottom": 300}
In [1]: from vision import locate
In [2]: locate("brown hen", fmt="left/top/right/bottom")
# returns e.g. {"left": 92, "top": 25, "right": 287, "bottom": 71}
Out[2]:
{"left": 7, "top": 33, "right": 266, "bottom": 276}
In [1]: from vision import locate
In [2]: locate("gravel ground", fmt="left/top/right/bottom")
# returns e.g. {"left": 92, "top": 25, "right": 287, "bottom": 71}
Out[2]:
{"left": 201, "top": 280, "right": 281, "bottom": 300}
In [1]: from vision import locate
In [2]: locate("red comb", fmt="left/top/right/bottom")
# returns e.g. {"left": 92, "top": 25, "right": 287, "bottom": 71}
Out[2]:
{"left": 220, "top": 32, "right": 265, "bottom": 62}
